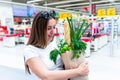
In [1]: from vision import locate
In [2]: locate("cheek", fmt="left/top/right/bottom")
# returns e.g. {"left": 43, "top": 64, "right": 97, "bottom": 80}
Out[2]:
{"left": 49, "top": 29, "right": 55, "bottom": 34}
{"left": 47, "top": 31, "right": 50, "bottom": 35}
{"left": 47, "top": 30, "right": 53, "bottom": 37}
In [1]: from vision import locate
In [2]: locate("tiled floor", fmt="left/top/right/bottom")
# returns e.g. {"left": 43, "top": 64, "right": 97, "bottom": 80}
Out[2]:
{"left": 87, "top": 41, "right": 120, "bottom": 80}
{"left": 0, "top": 42, "right": 120, "bottom": 80}
{"left": 0, "top": 65, "right": 27, "bottom": 80}
{"left": 0, "top": 44, "right": 26, "bottom": 80}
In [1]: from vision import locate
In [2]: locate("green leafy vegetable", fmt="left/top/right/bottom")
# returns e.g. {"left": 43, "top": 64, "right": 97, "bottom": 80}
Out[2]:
{"left": 50, "top": 16, "right": 91, "bottom": 64}
{"left": 50, "top": 49, "right": 60, "bottom": 64}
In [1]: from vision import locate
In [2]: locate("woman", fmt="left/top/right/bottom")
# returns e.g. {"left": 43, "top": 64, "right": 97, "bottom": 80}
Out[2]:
{"left": 23, "top": 10, "right": 89, "bottom": 80}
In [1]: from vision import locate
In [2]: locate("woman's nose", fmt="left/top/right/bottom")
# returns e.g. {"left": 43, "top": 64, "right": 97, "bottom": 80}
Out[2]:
{"left": 50, "top": 28, "right": 55, "bottom": 34}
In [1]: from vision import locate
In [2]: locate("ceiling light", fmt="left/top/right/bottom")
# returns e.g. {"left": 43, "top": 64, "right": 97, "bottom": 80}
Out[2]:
{"left": 56, "top": 1, "right": 116, "bottom": 8}
{"left": 0, "top": 0, "right": 78, "bottom": 13}
{"left": 44, "top": 0, "right": 83, "bottom": 6}
{"left": 108, "top": 0, "right": 114, "bottom": 2}
{"left": 27, "top": 0, "right": 43, "bottom": 4}
{"left": 65, "top": 3, "right": 120, "bottom": 10}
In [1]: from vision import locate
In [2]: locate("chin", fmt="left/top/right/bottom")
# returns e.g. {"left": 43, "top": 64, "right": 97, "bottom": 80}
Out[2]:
{"left": 50, "top": 36, "right": 54, "bottom": 42}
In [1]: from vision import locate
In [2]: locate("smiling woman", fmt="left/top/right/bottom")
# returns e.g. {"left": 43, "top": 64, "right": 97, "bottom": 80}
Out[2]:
{"left": 23, "top": 10, "right": 89, "bottom": 80}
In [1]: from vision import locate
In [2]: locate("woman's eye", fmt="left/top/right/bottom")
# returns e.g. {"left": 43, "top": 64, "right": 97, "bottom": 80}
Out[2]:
{"left": 48, "top": 27, "right": 51, "bottom": 30}
{"left": 47, "top": 26, "right": 51, "bottom": 30}
{"left": 53, "top": 26, "right": 55, "bottom": 29}
{"left": 47, "top": 26, "right": 55, "bottom": 30}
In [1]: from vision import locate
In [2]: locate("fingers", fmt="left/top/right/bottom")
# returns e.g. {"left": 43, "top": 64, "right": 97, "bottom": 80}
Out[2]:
{"left": 83, "top": 61, "right": 88, "bottom": 64}
{"left": 78, "top": 61, "right": 89, "bottom": 76}
{"left": 80, "top": 61, "right": 88, "bottom": 66}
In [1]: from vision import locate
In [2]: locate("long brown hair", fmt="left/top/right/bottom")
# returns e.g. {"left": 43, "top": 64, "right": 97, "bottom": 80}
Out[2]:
{"left": 27, "top": 10, "right": 56, "bottom": 48}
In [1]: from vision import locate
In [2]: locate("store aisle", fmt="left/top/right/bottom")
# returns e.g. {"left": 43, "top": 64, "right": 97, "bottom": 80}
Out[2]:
{"left": 87, "top": 42, "right": 120, "bottom": 80}
{"left": 0, "top": 65, "right": 27, "bottom": 80}
{"left": 0, "top": 45, "right": 25, "bottom": 69}
{"left": 0, "top": 44, "right": 26, "bottom": 80}
{"left": 0, "top": 43, "right": 120, "bottom": 80}
{"left": 88, "top": 55, "right": 120, "bottom": 80}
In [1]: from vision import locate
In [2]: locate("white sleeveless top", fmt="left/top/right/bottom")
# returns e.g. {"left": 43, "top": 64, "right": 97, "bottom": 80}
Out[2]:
{"left": 23, "top": 42, "right": 63, "bottom": 80}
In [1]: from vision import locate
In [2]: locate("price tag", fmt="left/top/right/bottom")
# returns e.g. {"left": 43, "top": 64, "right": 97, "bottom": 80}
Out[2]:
{"left": 66, "top": 12, "right": 71, "bottom": 19}
{"left": 60, "top": 12, "right": 71, "bottom": 19}
{"left": 60, "top": 12, "right": 66, "bottom": 19}
{"left": 107, "top": 8, "right": 116, "bottom": 16}
{"left": 98, "top": 9, "right": 105, "bottom": 17}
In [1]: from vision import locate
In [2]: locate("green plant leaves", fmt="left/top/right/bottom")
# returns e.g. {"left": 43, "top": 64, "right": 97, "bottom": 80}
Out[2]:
{"left": 71, "top": 50, "right": 81, "bottom": 59}
{"left": 50, "top": 40, "right": 72, "bottom": 64}
{"left": 50, "top": 16, "right": 91, "bottom": 64}
{"left": 50, "top": 49, "right": 60, "bottom": 64}
{"left": 66, "top": 17, "right": 90, "bottom": 59}
{"left": 76, "top": 19, "right": 86, "bottom": 39}
{"left": 81, "top": 22, "right": 91, "bottom": 37}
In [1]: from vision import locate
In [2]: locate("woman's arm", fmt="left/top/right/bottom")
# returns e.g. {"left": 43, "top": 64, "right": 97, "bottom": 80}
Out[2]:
{"left": 27, "top": 57, "right": 89, "bottom": 80}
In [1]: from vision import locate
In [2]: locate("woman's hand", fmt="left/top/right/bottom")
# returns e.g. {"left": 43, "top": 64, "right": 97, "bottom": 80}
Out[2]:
{"left": 77, "top": 61, "right": 89, "bottom": 76}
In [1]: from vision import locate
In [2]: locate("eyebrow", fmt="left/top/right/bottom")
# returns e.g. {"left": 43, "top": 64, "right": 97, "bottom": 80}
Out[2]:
{"left": 47, "top": 26, "right": 52, "bottom": 27}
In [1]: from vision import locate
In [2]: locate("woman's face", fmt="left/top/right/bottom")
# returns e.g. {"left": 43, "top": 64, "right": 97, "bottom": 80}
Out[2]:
{"left": 47, "top": 18, "right": 56, "bottom": 44}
